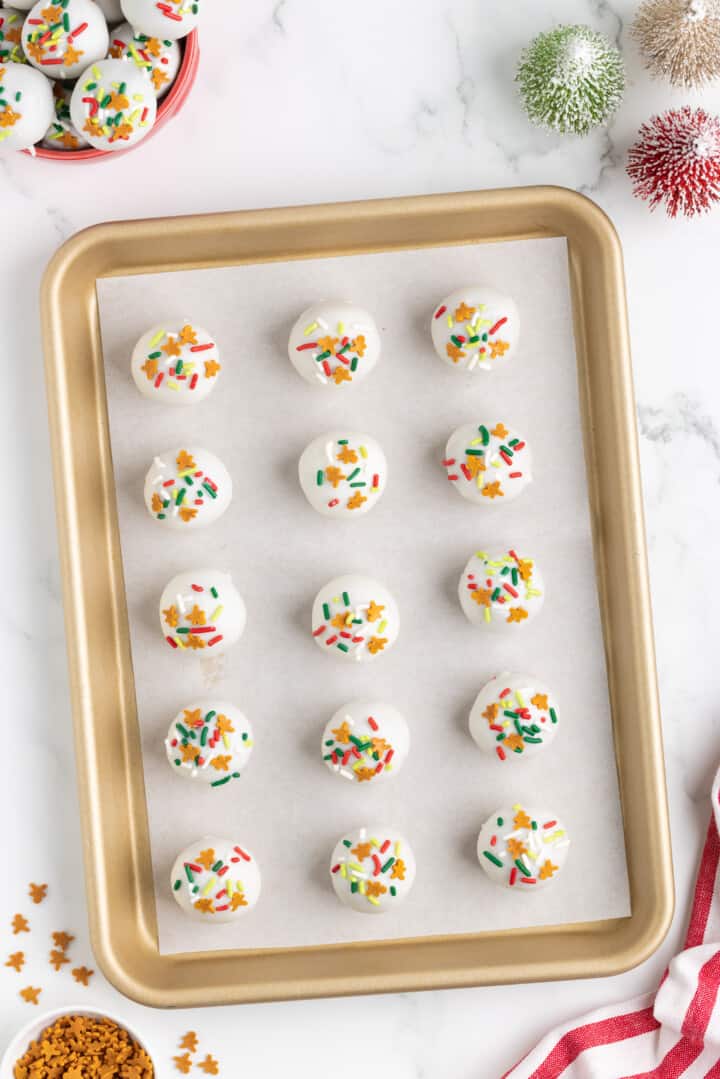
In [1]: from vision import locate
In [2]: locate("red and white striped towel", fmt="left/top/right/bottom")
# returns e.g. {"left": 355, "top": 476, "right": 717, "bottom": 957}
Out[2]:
{"left": 503, "top": 766, "right": 720, "bottom": 1077}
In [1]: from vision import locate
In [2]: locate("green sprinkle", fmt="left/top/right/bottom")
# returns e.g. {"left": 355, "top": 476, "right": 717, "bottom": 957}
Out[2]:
{"left": 550, "top": 708, "right": 558, "bottom": 724}
{"left": 210, "top": 587, "right": 219, "bottom": 598}
{"left": 337, "top": 643, "right": 349, "bottom": 653}
{"left": 184, "top": 865, "right": 194, "bottom": 883}
{"left": 515, "top": 858, "right": 531, "bottom": 875}
{"left": 484, "top": 851, "right": 503, "bottom": 868}
{"left": 322, "top": 602, "right": 330, "bottom": 620}
{"left": 173, "top": 879, "right": 182, "bottom": 891}
{"left": 316, "top": 470, "right": 324, "bottom": 486}
{"left": 342, "top": 591, "right": 350, "bottom": 606}
{"left": 211, "top": 775, "right": 233, "bottom": 787}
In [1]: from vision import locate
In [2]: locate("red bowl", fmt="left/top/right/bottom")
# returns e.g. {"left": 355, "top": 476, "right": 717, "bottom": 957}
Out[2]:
{"left": 28, "top": 29, "right": 199, "bottom": 161}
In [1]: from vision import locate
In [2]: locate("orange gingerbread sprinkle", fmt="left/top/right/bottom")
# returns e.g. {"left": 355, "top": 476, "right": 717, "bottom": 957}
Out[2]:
{"left": 29, "top": 882, "right": 48, "bottom": 904}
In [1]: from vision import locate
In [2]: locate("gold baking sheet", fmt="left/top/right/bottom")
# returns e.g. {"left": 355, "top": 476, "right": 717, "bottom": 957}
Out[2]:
{"left": 40, "top": 187, "right": 673, "bottom": 1008}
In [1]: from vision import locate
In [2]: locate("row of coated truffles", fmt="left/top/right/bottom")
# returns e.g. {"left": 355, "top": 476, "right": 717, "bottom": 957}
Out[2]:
{"left": 140, "top": 426, "right": 532, "bottom": 534}
{"left": 157, "top": 559, "right": 545, "bottom": 664}
{"left": 170, "top": 808, "right": 570, "bottom": 923}
{"left": 127, "top": 292, "right": 518, "bottom": 403}
{"left": 164, "top": 677, "right": 560, "bottom": 794}
{"left": 0, "top": 0, "right": 199, "bottom": 155}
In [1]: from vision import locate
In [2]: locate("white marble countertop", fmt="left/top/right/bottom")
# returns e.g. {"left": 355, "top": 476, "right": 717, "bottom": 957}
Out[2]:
{"left": 2, "top": 0, "right": 719, "bottom": 1074}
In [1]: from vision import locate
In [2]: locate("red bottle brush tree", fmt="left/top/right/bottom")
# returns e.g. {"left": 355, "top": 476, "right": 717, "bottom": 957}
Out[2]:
{"left": 627, "top": 106, "right": 720, "bottom": 217}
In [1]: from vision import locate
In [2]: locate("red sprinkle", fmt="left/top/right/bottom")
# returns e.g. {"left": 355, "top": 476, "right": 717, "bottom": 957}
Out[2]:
{"left": 165, "top": 636, "right": 177, "bottom": 648}
{"left": 234, "top": 846, "right": 251, "bottom": 862}
{"left": 368, "top": 717, "right": 378, "bottom": 731}
{"left": 434, "top": 305, "right": 447, "bottom": 319}
{"left": 312, "top": 625, "right": 326, "bottom": 637}
{"left": 489, "top": 316, "right": 508, "bottom": 335}
{"left": 509, "top": 867, "right": 517, "bottom": 885}
{"left": 497, "top": 746, "right": 507, "bottom": 761}
{"left": 296, "top": 342, "right": 317, "bottom": 351}
{"left": 207, "top": 635, "right": 223, "bottom": 647}
{"left": 190, "top": 343, "right": 214, "bottom": 352}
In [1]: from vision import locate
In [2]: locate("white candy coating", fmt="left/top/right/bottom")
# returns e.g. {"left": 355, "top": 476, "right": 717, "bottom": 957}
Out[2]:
{"left": 109, "top": 21, "right": 181, "bottom": 98}
{"left": 477, "top": 806, "right": 570, "bottom": 889}
{"left": 311, "top": 574, "right": 399, "bottom": 663}
{"left": 431, "top": 287, "right": 520, "bottom": 373}
{"left": 23, "top": 0, "right": 109, "bottom": 80}
{"left": 42, "top": 82, "right": 89, "bottom": 150}
{"left": 171, "top": 835, "right": 261, "bottom": 921}
{"left": 165, "top": 701, "right": 253, "bottom": 786}
{"left": 0, "top": 8, "right": 28, "bottom": 64}
{"left": 159, "top": 570, "right": 246, "bottom": 657}
{"left": 469, "top": 673, "right": 560, "bottom": 762}
{"left": 443, "top": 422, "right": 532, "bottom": 505}
{"left": 144, "top": 447, "right": 232, "bottom": 530}
{"left": 299, "top": 432, "right": 387, "bottom": 519}
{"left": 458, "top": 549, "right": 544, "bottom": 631}
{"left": 288, "top": 301, "right": 381, "bottom": 388}
{"left": 120, "top": 0, "right": 200, "bottom": 40}
{"left": 70, "top": 58, "right": 156, "bottom": 150}
{"left": 330, "top": 826, "right": 415, "bottom": 913}
{"left": 131, "top": 321, "right": 220, "bottom": 404}
{"left": 95, "top": 0, "right": 123, "bottom": 22}
{"left": 0, "top": 62, "right": 54, "bottom": 153}
{"left": 322, "top": 700, "right": 409, "bottom": 784}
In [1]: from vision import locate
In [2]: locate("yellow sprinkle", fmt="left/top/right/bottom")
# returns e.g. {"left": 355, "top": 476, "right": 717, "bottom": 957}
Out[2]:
{"left": 225, "top": 879, "right": 233, "bottom": 897}
{"left": 92, "top": 65, "right": 101, "bottom": 78}
{"left": 377, "top": 620, "right": 387, "bottom": 634}
{"left": 516, "top": 691, "right": 526, "bottom": 707}
{"left": 222, "top": 733, "right": 230, "bottom": 749}
{"left": 545, "top": 830, "right": 566, "bottom": 842}
{"left": 340, "top": 864, "right": 347, "bottom": 878}
{"left": 395, "top": 840, "right": 402, "bottom": 855}
{"left": 470, "top": 437, "right": 482, "bottom": 446}
{"left": 202, "top": 876, "right": 216, "bottom": 896}
{"left": 349, "top": 862, "right": 364, "bottom": 872}
{"left": 167, "top": 381, "right": 179, "bottom": 390}
{"left": 370, "top": 837, "right": 380, "bottom": 847}
{"left": 484, "top": 606, "right": 491, "bottom": 623}
{"left": 210, "top": 605, "right": 224, "bottom": 621}
{"left": 303, "top": 321, "right": 318, "bottom": 336}
{"left": 359, "top": 881, "right": 366, "bottom": 894}
{"left": 127, "top": 109, "right": 140, "bottom": 124}
{"left": 446, "top": 314, "right": 453, "bottom": 329}
{"left": 512, "top": 803, "right": 522, "bottom": 811}
{"left": 359, "top": 445, "right": 368, "bottom": 458}
{"left": 367, "top": 896, "right": 380, "bottom": 906}
{"left": 150, "top": 329, "right": 165, "bottom": 346}
{"left": 133, "top": 93, "right": 144, "bottom": 101}
{"left": 337, "top": 322, "right": 345, "bottom": 334}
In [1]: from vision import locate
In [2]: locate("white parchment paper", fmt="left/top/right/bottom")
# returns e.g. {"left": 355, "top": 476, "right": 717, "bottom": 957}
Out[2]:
{"left": 96, "top": 236, "right": 631, "bottom": 956}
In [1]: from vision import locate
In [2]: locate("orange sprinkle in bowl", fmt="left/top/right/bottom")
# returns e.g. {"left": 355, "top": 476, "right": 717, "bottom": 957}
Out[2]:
{"left": 0, "top": 1006, "right": 156, "bottom": 1077}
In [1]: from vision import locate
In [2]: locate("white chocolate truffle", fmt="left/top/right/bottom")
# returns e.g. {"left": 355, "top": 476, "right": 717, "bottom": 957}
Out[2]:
{"left": 42, "top": 82, "right": 89, "bottom": 150}
{"left": 0, "top": 8, "right": 28, "bottom": 64}
{"left": 131, "top": 321, "right": 221, "bottom": 404}
{"left": 459, "top": 549, "right": 544, "bottom": 630}
{"left": 144, "top": 447, "right": 232, "bottom": 530}
{"left": 159, "top": 570, "right": 246, "bottom": 657}
{"left": 171, "top": 836, "right": 261, "bottom": 921}
{"left": 477, "top": 805, "right": 569, "bottom": 889}
{"left": 469, "top": 673, "right": 560, "bottom": 762}
{"left": 165, "top": 701, "right": 253, "bottom": 787}
{"left": 95, "top": 0, "right": 123, "bottom": 23}
{"left": 312, "top": 575, "right": 399, "bottom": 662}
{"left": 330, "top": 826, "right": 415, "bottom": 913}
{"left": 23, "top": 0, "right": 109, "bottom": 80}
{"left": 299, "top": 432, "right": 387, "bottom": 518}
{"left": 322, "top": 700, "right": 409, "bottom": 784}
{"left": 443, "top": 422, "right": 532, "bottom": 505}
{"left": 109, "top": 21, "right": 181, "bottom": 98}
{"left": 70, "top": 58, "right": 156, "bottom": 151}
{"left": 120, "top": 0, "right": 200, "bottom": 40}
{"left": 288, "top": 301, "right": 381, "bottom": 388}
{"left": 431, "top": 287, "right": 520, "bottom": 372}
{"left": 0, "top": 62, "right": 54, "bottom": 153}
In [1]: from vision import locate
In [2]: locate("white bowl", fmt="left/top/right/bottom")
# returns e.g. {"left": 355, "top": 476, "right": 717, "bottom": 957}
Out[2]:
{"left": 0, "top": 1006, "right": 156, "bottom": 1078}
